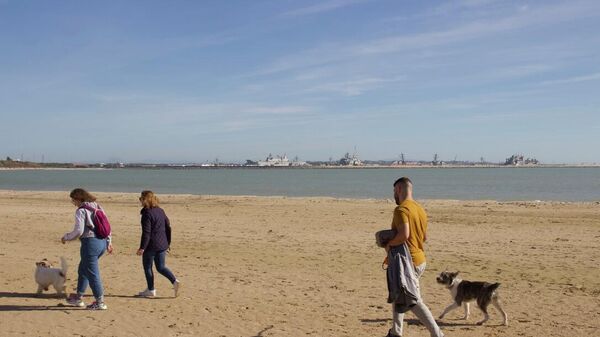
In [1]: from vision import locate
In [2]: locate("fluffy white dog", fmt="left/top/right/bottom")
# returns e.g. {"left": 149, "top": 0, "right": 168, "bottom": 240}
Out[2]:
{"left": 35, "top": 257, "right": 68, "bottom": 296}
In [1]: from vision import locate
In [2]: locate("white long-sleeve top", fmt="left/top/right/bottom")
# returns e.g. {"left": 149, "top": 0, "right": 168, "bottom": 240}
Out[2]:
{"left": 62, "top": 202, "right": 112, "bottom": 243}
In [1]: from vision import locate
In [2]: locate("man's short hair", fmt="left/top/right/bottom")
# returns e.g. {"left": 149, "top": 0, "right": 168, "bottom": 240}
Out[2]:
{"left": 393, "top": 177, "right": 412, "bottom": 188}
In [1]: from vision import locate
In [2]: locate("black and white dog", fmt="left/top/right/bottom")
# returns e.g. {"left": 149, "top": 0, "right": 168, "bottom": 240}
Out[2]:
{"left": 436, "top": 271, "right": 508, "bottom": 326}
{"left": 34, "top": 257, "right": 68, "bottom": 296}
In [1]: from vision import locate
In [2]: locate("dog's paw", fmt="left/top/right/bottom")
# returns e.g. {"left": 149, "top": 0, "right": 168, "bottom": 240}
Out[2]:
{"left": 438, "top": 315, "right": 444, "bottom": 320}
{"left": 476, "top": 321, "right": 485, "bottom": 325}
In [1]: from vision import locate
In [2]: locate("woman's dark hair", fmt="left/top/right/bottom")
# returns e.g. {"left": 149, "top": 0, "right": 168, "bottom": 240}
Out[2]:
{"left": 70, "top": 188, "right": 96, "bottom": 202}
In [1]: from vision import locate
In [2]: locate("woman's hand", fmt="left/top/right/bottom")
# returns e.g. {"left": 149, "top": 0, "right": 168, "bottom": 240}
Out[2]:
{"left": 107, "top": 243, "right": 114, "bottom": 254}
{"left": 136, "top": 248, "right": 144, "bottom": 256}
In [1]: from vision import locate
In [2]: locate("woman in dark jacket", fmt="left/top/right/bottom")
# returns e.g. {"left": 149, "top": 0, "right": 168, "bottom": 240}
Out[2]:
{"left": 136, "top": 190, "right": 180, "bottom": 297}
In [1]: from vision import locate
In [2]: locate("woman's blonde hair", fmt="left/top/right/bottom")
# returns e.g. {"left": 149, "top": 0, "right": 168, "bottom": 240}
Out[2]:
{"left": 140, "top": 190, "right": 159, "bottom": 208}
{"left": 70, "top": 188, "right": 96, "bottom": 202}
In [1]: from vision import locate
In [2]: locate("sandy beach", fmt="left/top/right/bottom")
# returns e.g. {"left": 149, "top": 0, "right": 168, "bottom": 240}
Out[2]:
{"left": 0, "top": 190, "right": 598, "bottom": 337}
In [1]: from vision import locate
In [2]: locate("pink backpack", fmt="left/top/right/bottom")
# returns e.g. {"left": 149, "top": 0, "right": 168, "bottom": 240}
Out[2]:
{"left": 79, "top": 204, "right": 112, "bottom": 239}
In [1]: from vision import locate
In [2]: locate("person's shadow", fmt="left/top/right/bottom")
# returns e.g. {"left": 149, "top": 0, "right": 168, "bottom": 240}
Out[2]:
{"left": 359, "top": 317, "right": 477, "bottom": 328}
{"left": 405, "top": 318, "right": 479, "bottom": 327}
{"left": 0, "top": 291, "right": 65, "bottom": 299}
{"left": 0, "top": 291, "right": 79, "bottom": 311}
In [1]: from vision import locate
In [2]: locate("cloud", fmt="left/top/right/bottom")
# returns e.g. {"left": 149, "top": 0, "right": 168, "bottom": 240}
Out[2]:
{"left": 354, "top": 1, "right": 600, "bottom": 55}
{"left": 242, "top": 105, "right": 313, "bottom": 115}
{"left": 257, "top": 1, "right": 600, "bottom": 75}
{"left": 304, "top": 76, "right": 405, "bottom": 96}
{"left": 282, "top": 0, "right": 370, "bottom": 17}
{"left": 540, "top": 72, "right": 600, "bottom": 85}
{"left": 90, "top": 98, "right": 319, "bottom": 134}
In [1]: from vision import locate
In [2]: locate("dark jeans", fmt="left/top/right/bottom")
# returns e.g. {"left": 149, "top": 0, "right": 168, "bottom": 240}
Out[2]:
{"left": 77, "top": 237, "right": 106, "bottom": 301}
{"left": 143, "top": 249, "right": 176, "bottom": 290}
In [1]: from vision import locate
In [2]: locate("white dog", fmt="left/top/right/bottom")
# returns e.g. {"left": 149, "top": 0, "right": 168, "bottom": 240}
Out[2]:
{"left": 35, "top": 257, "right": 68, "bottom": 296}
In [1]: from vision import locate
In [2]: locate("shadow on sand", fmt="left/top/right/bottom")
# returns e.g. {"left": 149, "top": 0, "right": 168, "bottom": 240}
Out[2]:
{"left": 0, "top": 292, "right": 79, "bottom": 312}
{"left": 105, "top": 294, "right": 173, "bottom": 299}
{"left": 360, "top": 317, "right": 478, "bottom": 328}
{"left": 0, "top": 304, "right": 80, "bottom": 312}
{"left": 250, "top": 325, "right": 274, "bottom": 337}
{"left": 0, "top": 291, "right": 64, "bottom": 299}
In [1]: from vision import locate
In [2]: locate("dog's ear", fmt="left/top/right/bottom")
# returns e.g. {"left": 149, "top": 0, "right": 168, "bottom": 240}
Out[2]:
{"left": 452, "top": 271, "right": 460, "bottom": 277}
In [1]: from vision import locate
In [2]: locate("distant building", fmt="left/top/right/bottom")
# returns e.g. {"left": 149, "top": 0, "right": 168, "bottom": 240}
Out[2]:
{"left": 258, "top": 154, "right": 291, "bottom": 167}
{"left": 504, "top": 154, "right": 539, "bottom": 166}
{"left": 432, "top": 153, "right": 441, "bottom": 166}
{"left": 339, "top": 152, "right": 362, "bottom": 166}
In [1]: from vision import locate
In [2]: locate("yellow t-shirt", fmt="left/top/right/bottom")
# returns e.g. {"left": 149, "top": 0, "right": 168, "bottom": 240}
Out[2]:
{"left": 392, "top": 199, "right": 428, "bottom": 266}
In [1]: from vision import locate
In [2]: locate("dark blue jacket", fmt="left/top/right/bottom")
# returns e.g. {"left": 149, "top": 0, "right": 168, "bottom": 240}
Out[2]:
{"left": 139, "top": 207, "right": 171, "bottom": 252}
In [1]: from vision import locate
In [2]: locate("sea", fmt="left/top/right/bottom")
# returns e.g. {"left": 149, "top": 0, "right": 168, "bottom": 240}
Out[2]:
{"left": 0, "top": 167, "right": 599, "bottom": 201}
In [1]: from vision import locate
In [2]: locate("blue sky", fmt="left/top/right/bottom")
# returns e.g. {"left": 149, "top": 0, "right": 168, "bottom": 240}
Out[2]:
{"left": 1, "top": 0, "right": 599, "bottom": 164}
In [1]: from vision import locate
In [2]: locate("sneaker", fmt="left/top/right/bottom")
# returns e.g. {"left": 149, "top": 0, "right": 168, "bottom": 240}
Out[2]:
{"left": 173, "top": 280, "right": 181, "bottom": 298}
{"left": 138, "top": 288, "right": 156, "bottom": 297}
{"left": 66, "top": 294, "right": 85, "bottom": 307}
{"left": 86, "top": 301, "right": 107, "bottom": 310}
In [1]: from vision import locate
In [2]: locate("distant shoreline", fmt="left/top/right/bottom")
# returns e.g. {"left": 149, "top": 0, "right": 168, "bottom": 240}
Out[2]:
{"left": 1, "top": 164, "right": 600, "bottom": 170}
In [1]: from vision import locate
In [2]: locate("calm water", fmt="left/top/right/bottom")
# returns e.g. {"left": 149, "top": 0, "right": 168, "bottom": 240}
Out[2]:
{"left": 0, "top": 167, "right": 599, "bottom": 201}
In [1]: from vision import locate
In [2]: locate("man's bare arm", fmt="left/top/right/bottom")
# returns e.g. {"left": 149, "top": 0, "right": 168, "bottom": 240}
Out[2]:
{"left": 387, "top": 222, "right": 410, "bottom": 247}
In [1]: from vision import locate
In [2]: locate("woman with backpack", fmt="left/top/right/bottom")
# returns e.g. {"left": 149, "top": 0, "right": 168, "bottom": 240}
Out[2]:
{"left": 61, "top": 188, "right": 112, "bottom": 310}
{"left": 136, "top": 190, "right": 180, "bottom": 298}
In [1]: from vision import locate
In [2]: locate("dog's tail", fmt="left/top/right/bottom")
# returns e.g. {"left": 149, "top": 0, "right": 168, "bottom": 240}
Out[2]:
{"left": 59, "top": 257, "right": 68, "bottom": 278}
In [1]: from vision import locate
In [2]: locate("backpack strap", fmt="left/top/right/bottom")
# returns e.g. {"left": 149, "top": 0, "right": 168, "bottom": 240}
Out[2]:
{"left": 78, "top": 204, "right": 97, "bottom": 212}
{"left": 78, "top": 205, "right": 97, "bottom": 229}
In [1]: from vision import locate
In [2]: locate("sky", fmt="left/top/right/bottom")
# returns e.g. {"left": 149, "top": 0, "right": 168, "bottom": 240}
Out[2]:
{"left": 0, "top": 0, "right": 599, "bottom": 164}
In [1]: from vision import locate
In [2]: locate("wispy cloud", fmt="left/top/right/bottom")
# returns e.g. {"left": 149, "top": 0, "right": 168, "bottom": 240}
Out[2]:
{"left": 282, "top": 0, "right": 370, "bottom": 17}
{"left": 354, "top": 1, "right": 600, "bottom": 55}
{"left": 304, "top": 76, "right": 405, "bottom": 96}
{"left": 95, "top": 99, "right": 319, "bottom": 133}
{"left": 257, "top": 1, "right": 600, "bottom": 75}
{"left": 540, "top": 72, "right": 600, "bottom": 85}
{"left": 242, "top": 105, "right": 313, "bottom": 115}
{"left": 482, "top": 64, "right": 555, "bottom": 81}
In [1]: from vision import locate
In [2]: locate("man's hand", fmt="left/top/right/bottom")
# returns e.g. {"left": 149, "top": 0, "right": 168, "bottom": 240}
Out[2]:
{"left": 136, "top": 248, "right": 144, "bottom": 256}
{"left": 61, "top": 236, "right": 66, "bottom": 244}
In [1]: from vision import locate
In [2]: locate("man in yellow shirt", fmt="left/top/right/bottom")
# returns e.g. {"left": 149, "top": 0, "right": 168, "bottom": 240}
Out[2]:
{"left": 386, "top": 177, "right": 443, "bottom": 337}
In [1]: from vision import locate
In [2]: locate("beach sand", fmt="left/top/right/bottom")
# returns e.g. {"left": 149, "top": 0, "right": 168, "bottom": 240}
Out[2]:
{"left": 0, "top": 190, "right": 598, "bottom": 337}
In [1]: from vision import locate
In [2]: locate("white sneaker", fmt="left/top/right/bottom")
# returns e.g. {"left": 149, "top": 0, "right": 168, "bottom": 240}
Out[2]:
{"left": 173, "top": 280, "right": 181, "bottom": 298}
{"left": 138, "top": 289, "right": 156, "bottom": 297}
{"left": 66, "top": 294, "right": 85, "bottom": 307}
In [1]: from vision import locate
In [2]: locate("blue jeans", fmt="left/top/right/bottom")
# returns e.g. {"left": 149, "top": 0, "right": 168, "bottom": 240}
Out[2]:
{"left": 143, "top": 250, "right": 176, "bottom": 290}
{"left": 77, "top": 237, "right": 106, "bottom": 301}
